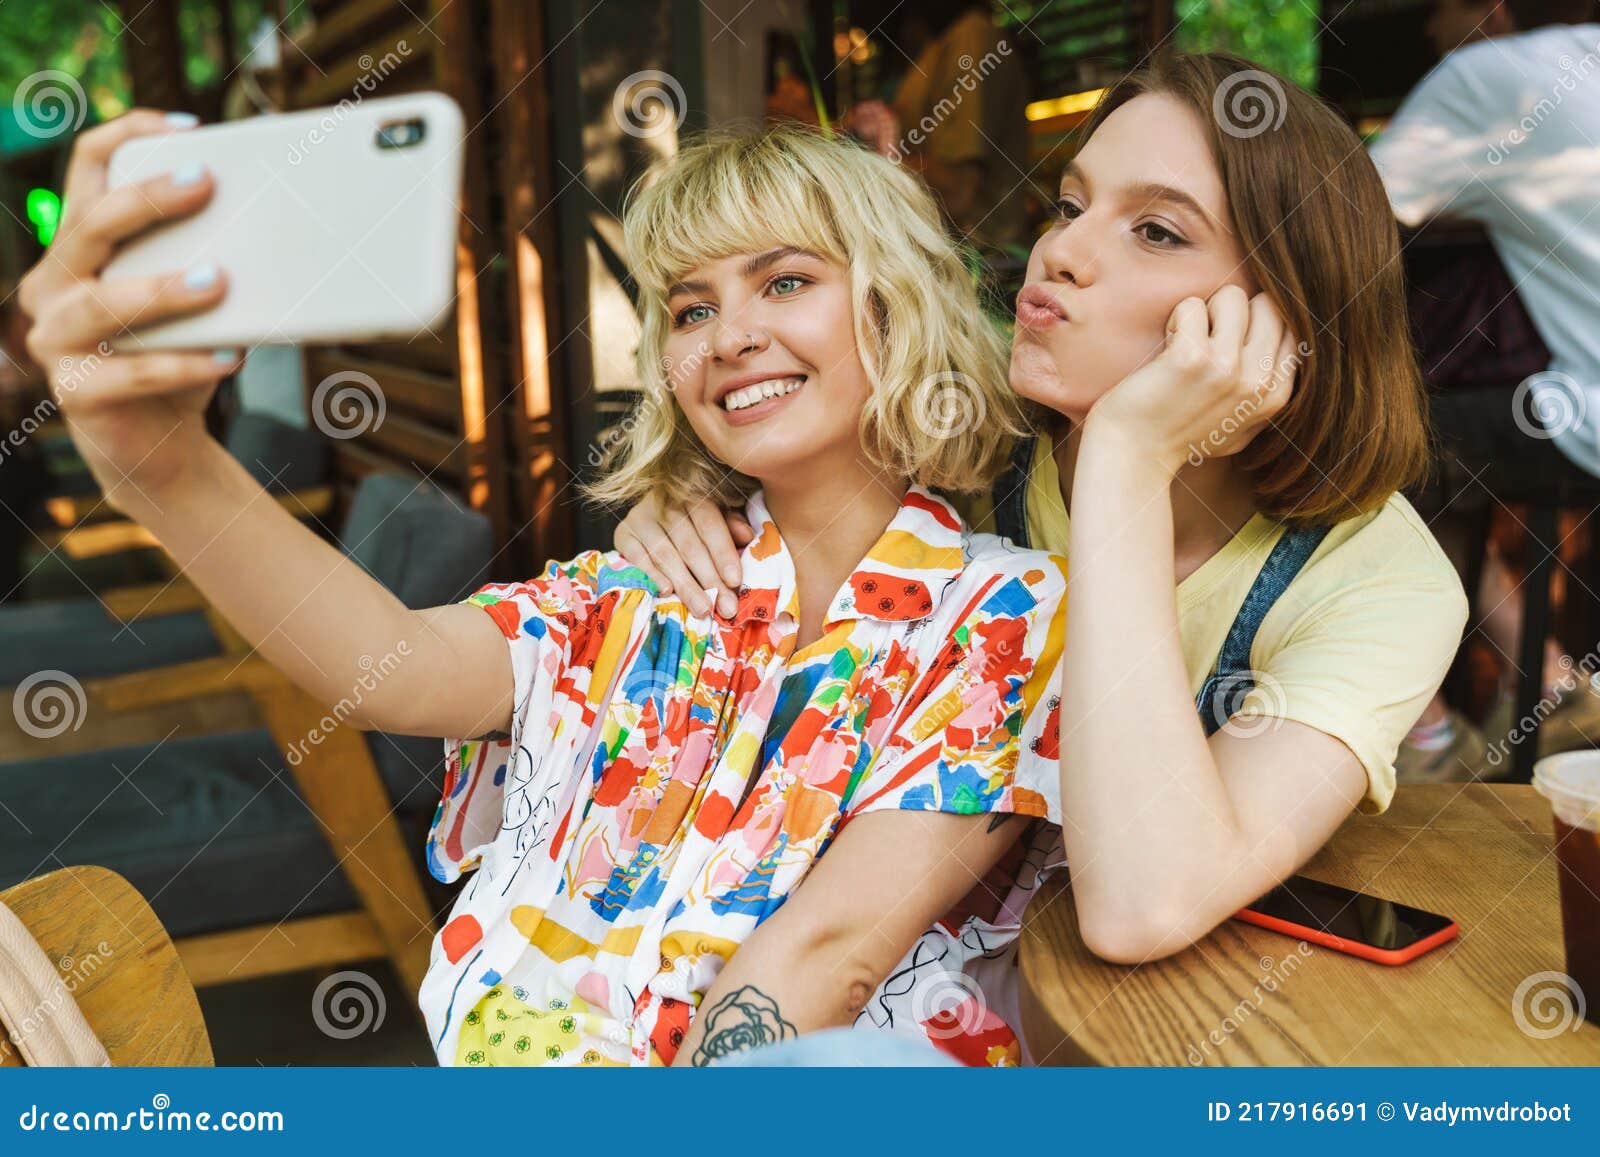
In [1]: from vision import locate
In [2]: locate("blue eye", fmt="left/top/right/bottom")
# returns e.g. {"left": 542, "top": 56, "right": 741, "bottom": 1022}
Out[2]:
{"left": 675, "top": 303, "right": 714, "bottom": 326}
{"left": 770, "top": 274, "right": 808, "bottom": 296}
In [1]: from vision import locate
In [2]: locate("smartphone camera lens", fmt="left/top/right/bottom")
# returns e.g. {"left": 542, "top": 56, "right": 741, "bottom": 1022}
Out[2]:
{"left": 376, "top": 117, "right": 426, "bottom": 150}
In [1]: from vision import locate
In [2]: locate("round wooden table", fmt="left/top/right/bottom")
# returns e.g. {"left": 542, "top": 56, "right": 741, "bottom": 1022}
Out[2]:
{"left": 1019, "top": 783, "right": 1600, "bottom": 1065}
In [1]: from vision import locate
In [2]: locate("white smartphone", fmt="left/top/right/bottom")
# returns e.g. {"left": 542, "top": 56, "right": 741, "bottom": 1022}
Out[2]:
{"left": 101, "top": 91, "right": 465, "bottom": 350}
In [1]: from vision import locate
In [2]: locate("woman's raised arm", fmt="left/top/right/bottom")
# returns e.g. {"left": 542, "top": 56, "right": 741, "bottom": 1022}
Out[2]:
{"left": 20, "top": 111, "right": 513, "bottom": 743}
{"left": 1059, "top": 288, "right": 1367, "bottom": 963}
{"left": 111, "top": 439, "right": 514, "bottom": 741}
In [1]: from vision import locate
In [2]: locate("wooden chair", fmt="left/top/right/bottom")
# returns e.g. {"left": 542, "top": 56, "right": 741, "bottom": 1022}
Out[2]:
{"left": 32, "top": 412, "right": 333, "bottom": 566}
{"left": 0, "top": 865, "right": 212, "bottom": 1066}
{"left": 38, "top": 487, "right": 334, "bottom": 565}
{"left": 1458, "top": 478, "right": 1600, "bottom": 783}
{"left": 0, "top": 413, "right": 338, "bottom": 761}
{"left": 90, "top": 650, "right": 439, "bottom": 997}
{"left": 0, "top": 474, "right": 492, "bottom": 1001}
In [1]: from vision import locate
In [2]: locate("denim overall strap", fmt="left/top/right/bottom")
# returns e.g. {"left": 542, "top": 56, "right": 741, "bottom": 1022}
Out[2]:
{"left": 1195, "top": 524, "right": 1332, "bottom": 736}
{"left": 992, "top": 435, "right": 1035, "bottom": 547}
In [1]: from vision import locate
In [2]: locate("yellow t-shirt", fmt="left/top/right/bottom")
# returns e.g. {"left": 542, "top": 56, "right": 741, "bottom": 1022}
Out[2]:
{"left": 964, "top": 435, "right": 1469, "bottom": 814}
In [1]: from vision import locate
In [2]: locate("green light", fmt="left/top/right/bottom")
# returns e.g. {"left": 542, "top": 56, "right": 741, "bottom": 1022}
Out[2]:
{"left": 26, "top": 188, "right": 61, "bottom": 246}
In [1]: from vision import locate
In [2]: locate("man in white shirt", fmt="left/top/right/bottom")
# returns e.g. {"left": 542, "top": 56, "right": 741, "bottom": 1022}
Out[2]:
{"left": 1372, "top": 0, "right": 1600, "bottom": 781}
{"left": 1372, "top": 0, "right": 1600, "bottom": 474}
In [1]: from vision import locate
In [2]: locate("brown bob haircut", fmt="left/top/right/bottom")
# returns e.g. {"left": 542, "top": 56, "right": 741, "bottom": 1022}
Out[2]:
{"left": 1075, "top": 53, "right": 1430, "bottom": 527}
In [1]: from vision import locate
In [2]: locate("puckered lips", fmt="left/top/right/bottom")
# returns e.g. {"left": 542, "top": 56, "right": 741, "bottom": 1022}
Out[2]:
{"left": 1015, "top": 284, "right": 1070, "bottom": 332}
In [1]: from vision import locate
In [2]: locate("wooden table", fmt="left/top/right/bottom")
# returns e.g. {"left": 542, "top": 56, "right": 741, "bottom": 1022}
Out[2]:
{"left": 0, "top": 866, "right": 212, "bottom": 1066}
{"left": 1019, "top": 784, "right": 1600, "bottom": 1065}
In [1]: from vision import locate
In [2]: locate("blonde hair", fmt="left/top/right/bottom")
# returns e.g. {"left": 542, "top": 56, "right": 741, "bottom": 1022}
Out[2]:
{"left": 584, "top": 126, "right": 1022, "bottom": 510}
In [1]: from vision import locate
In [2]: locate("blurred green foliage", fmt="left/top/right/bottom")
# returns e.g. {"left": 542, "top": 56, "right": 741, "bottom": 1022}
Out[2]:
{"left": 0, "top": 0, "right": 1319, "bottom": 136}
{"left": 0, "top": 0, "right": 131, "bottom": 123}
{"left": 0, "top": 0, "right": 288, "bottom": 125}
{"left": 1173, "top": 0, "right": 1320, "bottom": 88}
{"left": 992, "top": 0, "right": 1319, "bottom": 99}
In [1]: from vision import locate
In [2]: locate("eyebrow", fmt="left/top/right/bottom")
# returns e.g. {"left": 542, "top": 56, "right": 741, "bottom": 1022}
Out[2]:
{"left": 741, "top": 246, "right": 820, "bottom": 277}
{"left": 1061, "top": 160, "right": 1217, "bottom": 232}
{"left": 667, "top": 246, "right": 823, "bottom": 298}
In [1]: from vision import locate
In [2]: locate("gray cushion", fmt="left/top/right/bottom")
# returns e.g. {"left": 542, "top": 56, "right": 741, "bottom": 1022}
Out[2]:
{"left": 341, "top": 473, "right": 493, "bottom": 608}
{"left": 36, "top": 411, "right": 327, "bottom": 503}
{"left": 6, "top": 411, "right": 329, "bottom": 662}
{"left": 0, "top": 601, "right": 219, "bottom": 688}
{"left": 37, "top": 433, "right": 97, "bottom": 498}
{"left": 225, "top": 412, "right": 330, "bottom": 494}
{"left": 368, "top": 730, "right": 454, "bottom": 820}
{"left": 1, "top": 472, "right": 488, "bottom": 694}
{"left": 0, "top": 472, "right": 493, "bottom": 932}
{"left": 0, "top": 730, "right": 357, "bottom": 938}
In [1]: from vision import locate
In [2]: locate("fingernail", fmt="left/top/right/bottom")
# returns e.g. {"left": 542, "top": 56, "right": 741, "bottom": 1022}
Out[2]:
{"left": 717, "top": 591, "right": 737, "bottom": 618}
{"left": 212, "top": 348, "right": 240, "bottom": 365}
{"left": 184, "top": 264, "right": 218, "bottom": 290}
{"left": 166, "top": 111, "right": 199, "bottom": 128}
{"left": 170, "top": 161, "right": 206, "bottom": 187}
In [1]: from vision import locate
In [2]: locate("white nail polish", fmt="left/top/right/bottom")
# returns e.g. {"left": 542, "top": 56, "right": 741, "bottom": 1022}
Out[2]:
{"left": 184, "top": 264, "right": 218, "bottom": 290}
{"left": 170, "top": 161, "right": 206, "bottom": 187}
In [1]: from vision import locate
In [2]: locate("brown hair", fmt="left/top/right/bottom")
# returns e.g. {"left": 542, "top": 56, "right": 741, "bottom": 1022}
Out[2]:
{"left": 1075, "top": 52, "right": 1430, "bottom": 527}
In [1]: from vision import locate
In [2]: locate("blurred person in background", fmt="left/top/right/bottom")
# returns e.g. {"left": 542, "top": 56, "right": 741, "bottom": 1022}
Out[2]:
{"left": 1372, "top": 0, "right": 1600, "bottom": 779}
{"left": 847, "top": 1, "right": 1031, "bottom": 251}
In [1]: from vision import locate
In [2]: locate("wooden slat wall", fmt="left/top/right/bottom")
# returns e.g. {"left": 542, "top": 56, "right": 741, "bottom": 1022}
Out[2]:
{"left": 271, "top": 0, "right": 703, "bottom": 573}
{"left": 279, "top": 0, "right": 523, "bottom": 564}
{"left": 487, "top": 0, "right": 576, "bottom": 564}
{"left": 431, "top": 0, "right": 520, "bottom": 562}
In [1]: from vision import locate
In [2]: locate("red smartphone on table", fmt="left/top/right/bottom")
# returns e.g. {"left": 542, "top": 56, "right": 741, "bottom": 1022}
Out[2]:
{"left": 1234, "top": 874, "right": 1459, "bottom": 965}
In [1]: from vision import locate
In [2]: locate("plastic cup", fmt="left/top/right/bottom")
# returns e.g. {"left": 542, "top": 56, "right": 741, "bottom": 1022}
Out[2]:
{"left": 1533, "top": 752, "right": 1600, "bottom": 1026}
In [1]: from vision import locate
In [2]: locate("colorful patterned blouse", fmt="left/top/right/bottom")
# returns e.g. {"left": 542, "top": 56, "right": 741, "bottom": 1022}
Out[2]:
{"left": 420, "top": 485, "right": 1067, "bottom": 1067}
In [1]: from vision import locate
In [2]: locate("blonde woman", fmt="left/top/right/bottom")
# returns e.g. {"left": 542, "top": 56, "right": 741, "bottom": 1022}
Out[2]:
{"left": 615, "top": 52, "right": 1467, "bottom": 1058}
{"left": 22, "top": 121, "right": 1068, "bottom": 1066}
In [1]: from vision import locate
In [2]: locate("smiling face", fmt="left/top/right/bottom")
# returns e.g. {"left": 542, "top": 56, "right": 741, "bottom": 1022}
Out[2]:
{"left": 662, "top": 246, "right": 873, "bottom": 487}
{"left": 1009, "top": 93, "right": 1257, "bottom": 422}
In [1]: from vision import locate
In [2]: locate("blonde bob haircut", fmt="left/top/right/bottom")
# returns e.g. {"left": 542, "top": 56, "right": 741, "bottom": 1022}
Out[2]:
{"left": 584, "top": 125, "right": 1022, "bottom": 511}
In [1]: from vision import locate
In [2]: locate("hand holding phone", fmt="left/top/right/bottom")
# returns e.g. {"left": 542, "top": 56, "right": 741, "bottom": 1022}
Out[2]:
{"left": 17, "top": 110, "right": 242, "bottom": 513}
{"left": 101, "top": 92, "right": 464, "bottom": 350}
{"left": 18, "top": 95, "right": 464, "bottom": 514}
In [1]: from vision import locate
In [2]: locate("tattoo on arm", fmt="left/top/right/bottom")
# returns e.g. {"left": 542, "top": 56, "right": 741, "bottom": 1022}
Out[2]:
{"left": 690, "top": 985, "right": 797, "bottom": 1067}
{"left": 987, "top": 811, "right": 1014, "bottom": 833}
